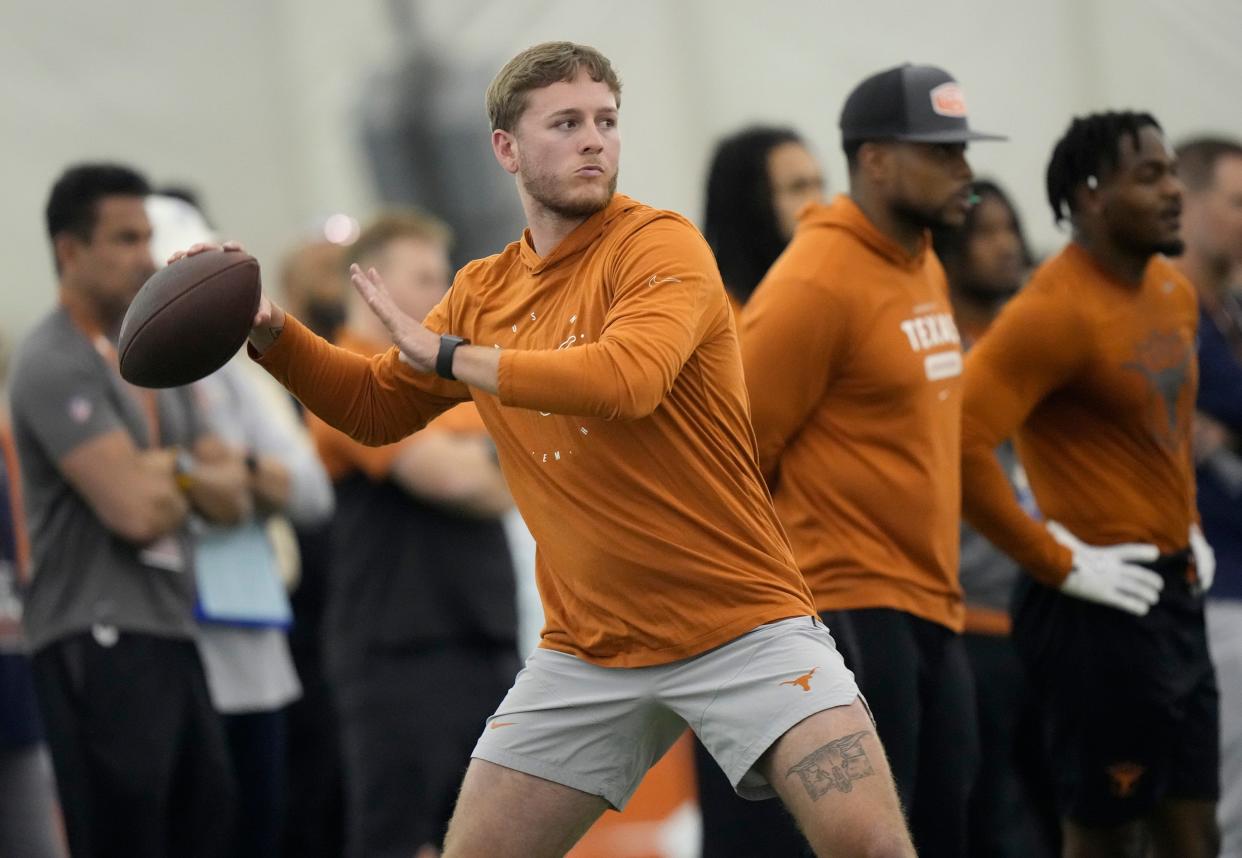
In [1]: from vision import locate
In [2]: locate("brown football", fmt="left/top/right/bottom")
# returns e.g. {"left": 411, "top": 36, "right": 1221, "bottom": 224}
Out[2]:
{"left": 118, "top": 250, "right": 261, "bottom": 388}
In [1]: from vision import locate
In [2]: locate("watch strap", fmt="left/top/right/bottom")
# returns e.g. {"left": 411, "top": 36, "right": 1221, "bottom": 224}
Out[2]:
{"left": 435, "top": 334, "right": 470, "bottom": 380}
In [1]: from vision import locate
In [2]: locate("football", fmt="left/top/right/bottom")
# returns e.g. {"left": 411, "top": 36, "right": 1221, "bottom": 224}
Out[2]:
{"left": 118, "top": 250, "right": 262, "bottom": 388}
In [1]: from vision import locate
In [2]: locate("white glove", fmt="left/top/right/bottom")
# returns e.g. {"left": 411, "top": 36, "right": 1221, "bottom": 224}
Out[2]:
{"left": 1047, "top": 521, "right": 1164, "bottom": 616}
{"left": 1190, "top": 523, "right": 1215, "bottom": 594}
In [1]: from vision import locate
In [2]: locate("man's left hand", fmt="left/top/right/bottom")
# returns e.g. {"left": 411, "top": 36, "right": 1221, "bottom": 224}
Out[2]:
{"left": 349, "top": 263, "right": 438, "bottom": 373}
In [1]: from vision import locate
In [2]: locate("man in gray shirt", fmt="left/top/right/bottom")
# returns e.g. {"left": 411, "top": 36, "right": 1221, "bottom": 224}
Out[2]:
{"left": 9, "top": 163, "right": 250, "bottom": 858}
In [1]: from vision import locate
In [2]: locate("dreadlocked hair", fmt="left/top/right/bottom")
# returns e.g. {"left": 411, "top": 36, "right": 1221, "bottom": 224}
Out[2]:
{"left": 703, "top": 125, "right": 804, "bottom": 304}
{"left": 1045, "top": 111, "right": 1161, "bottom": 225}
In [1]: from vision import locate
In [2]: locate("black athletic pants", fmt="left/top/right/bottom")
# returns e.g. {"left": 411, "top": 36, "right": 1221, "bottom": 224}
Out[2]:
{"left": 963, "top": 631, "right": 1059, "bottom": 858}
{"left": 224, "top": 709, "right": 287, "bottom": 858}
{"left": 821, "top": 608, "right": 979, "bottom": 858}
{"left": 32, "top": 631, "right": 234, "bottom": 858}
{"left": 282, "top": 521, "right": 345, "bottom": 858}
{"left": 333, "top": 645, "right": 520, "bottom": 858}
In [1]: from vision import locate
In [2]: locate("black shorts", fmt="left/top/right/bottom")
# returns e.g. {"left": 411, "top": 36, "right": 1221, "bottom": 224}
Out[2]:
{"left": 1011, "top": 550, "right": 1219, "bottom": 827}
{"left": 31, "top": 632, "right": 234, "bottom": 858}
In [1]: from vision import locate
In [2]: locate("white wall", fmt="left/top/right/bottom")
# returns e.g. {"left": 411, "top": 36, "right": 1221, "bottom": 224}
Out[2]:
{"left": 3, "top": 0, "right": 1240, "bottom": 350}
{"left": 0, "top": 0, "right": 391, "bottom": 349}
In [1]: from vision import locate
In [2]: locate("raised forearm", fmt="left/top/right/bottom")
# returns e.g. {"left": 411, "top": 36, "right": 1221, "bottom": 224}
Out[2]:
{"left": 446, "top": 339, "right": 670, "bottom": 420}
{"left": 495, "top": 341, "right": 680, "bottom": 420}
{"left": 448, "top": 344, "right": 500, "bottom": 395}
{"left": 255, "top": 314, "right": 459, "bottom": 446}
{"left": 346, "top": 249, "right": 704, "bottom": 420}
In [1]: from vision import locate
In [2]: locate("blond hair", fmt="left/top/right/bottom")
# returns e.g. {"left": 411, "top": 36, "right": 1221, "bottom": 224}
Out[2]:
{"left": 351, "top": 210, "right": 453, "bottom": 270}
{"left": 485, "top": 42, "right": 622, "bottom": 132}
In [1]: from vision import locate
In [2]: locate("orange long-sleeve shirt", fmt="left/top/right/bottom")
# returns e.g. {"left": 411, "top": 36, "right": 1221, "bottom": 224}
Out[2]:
{"left": 741, "top": 196, "right": 964, "bottom": 631}
{"left": 308, "top": 329, "right": 488, "bottom": 482}
{"left": 256, "top": 194, "right": 814, "bottom": 667}
{"left": 961, "top": 242, "right": 1198, "bottom": 584}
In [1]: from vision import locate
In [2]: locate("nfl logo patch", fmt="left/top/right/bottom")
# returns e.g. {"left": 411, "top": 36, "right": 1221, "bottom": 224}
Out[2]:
{"left": 67, "top": 396, "right": 93, "bottom": 424}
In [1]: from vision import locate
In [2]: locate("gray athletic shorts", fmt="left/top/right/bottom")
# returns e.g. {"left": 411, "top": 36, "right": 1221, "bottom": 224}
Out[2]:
{"left": 472, "top": 615, "right": 860, "bottom": 809}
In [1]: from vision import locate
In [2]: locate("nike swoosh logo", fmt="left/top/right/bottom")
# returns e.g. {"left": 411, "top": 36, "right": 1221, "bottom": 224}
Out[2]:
{"left": 489, "top": 721, "right": 517, "bottom": 730}
{"left": 647, "top": 275, "right": 682, "bottom": 288}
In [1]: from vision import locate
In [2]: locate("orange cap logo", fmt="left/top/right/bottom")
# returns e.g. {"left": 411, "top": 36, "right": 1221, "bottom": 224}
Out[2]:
{"left": 779, "top": 667, "right": 818, "bottom": 692}
{"left": 930, "top": 82, "right": 968, "bottom": 118}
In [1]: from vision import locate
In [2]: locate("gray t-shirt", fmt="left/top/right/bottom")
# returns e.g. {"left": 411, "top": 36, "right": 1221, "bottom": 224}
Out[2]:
{"left": 9, "top": 307, "right": 202, "bottom": 652}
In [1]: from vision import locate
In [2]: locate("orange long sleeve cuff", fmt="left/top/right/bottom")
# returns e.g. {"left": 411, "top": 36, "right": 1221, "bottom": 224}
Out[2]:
{"left": 961, "top": 428, "right": 1073, "bottom": 586}
{"left": 254, "top": 313, "right": 466, "bottom": 446}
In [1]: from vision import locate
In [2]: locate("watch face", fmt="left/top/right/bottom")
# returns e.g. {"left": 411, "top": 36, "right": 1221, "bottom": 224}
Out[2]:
{"left": 437, "top": 334, "right": 468, "bottom": 380}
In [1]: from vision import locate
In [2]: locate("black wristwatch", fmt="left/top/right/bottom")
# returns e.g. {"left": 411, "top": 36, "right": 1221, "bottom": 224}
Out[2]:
{"left": 435, "top": 334, "right": 470, "bottom": 380}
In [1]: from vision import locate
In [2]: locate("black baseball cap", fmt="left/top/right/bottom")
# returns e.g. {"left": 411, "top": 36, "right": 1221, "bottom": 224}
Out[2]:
{"left": 840, "top": 64, "right": 1006, "bottom": 145}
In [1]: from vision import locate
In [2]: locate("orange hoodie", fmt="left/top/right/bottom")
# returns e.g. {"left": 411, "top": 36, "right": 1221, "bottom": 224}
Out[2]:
{"left": 256, "top": 194, "right": 814, "bottom": 667}
{"left": 961, "top": 243, "right": 1198, "bottom": 584}
{"left": 741, "top": 195, "right": 964, "bottom": 631}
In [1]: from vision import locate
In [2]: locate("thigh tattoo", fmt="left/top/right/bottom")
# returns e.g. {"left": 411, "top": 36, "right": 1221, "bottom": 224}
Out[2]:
{"left": 786, "top": 731, "right": 876, "bottom": 800}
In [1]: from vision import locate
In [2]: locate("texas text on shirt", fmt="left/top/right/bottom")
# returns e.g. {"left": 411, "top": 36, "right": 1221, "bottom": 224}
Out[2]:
{"left": 961, "top": 243, "right": 1199, "bottom": 582}
{"left": 257, "top": 194, "right": 815, "bottom": 667}
{"left": 741, "top": 195, "right": 965, "bottom": 631}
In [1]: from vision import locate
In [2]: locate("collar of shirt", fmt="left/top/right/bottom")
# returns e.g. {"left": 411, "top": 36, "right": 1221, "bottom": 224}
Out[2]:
{"left": 518, "top": 193, "right": 640, "bottom": 275}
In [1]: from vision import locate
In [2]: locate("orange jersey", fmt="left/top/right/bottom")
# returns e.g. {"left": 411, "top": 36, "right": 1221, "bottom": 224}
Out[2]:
{"left": 256, "top": 194, "right": 814, "bottom": 667}
{"left": 741, "top": 195, "right": 964, "bottom": 631}
{"left": 308, "top": 329, "right": 487, "bottom": 481}
{"left": 961, "top": 243, "right": 1199, "bottom": 584}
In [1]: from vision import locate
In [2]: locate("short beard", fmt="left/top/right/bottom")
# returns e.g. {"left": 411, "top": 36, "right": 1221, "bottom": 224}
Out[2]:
{"left": 1118, "top": 230, "right": 1185, "bottom": 259}
{"left": 893, "top": 198, "right": 958, "bottom": 232}
{"left": 1108, "top": 209, "right": 1185, "bottom": 259}
{"left": 521, "top": 169, "right": 617, "bottom": 220}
